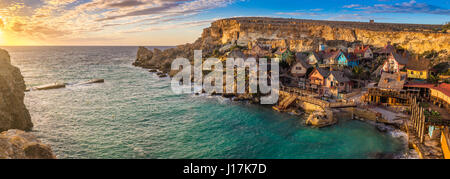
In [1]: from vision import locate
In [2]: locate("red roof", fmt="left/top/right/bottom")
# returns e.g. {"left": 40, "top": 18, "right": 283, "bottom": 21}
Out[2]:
{"left": 353, "top": 45, "right": 370, "bottom": 54}
{"left": 405, "top": 83, "right": 450, "bottom": 97}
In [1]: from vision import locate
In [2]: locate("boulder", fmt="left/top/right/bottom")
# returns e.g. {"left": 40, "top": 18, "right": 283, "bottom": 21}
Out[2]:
{"left": 305, "top": 110, "right": 336, "bottom": 128}
{"left": 0, "top": 130, "right": 56, "bottom": 159}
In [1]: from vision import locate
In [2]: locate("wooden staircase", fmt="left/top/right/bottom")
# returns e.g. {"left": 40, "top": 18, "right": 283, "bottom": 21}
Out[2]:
{"left": 273, "top": 94, "right": 297, "bottom": 111}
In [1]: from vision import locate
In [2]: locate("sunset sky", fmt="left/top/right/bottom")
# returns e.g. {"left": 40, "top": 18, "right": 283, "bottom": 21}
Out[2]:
{"left": 0, "top": 0, "right": 448, "bottom": 46}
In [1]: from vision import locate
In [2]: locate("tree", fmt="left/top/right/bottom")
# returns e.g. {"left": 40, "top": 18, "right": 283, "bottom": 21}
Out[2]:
{"left": 428, "top": 74, "right": 441, "bottom": 85}
{"left": 352, "top": 66, "right": 364, "bottom": 88}
{"left": 285, "top": 53, "right": 296, "bottom": 67}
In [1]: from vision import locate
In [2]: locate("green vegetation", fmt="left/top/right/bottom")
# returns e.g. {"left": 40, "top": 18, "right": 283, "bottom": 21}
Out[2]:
{"left": 424, "top": 110, "right": 441, "bottom": 119}
{"left": 421, "top": 50, "right": 439, "bottom": 59}
{"left": 427, "top": 74, "right": 441, "bottom": 84}
{"left": 352, "top": 66, "right": 366, "bottom": 88}
{"left": 443, "top": 22, "right": 450, "bottom": 32}
{"left": 229, "top": 44, "right": 247, "bottom": 51}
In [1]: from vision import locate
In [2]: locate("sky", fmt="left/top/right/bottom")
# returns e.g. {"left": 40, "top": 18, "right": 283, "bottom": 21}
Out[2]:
{"left": 0, "top": 0, "right": 448, "bottom": 46}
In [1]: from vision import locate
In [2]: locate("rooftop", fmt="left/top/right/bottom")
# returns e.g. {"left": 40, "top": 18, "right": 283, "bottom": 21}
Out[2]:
{"left": 406, "top": 56, "right": 431, "bottom": 71}
{"left": 378, "top": 72, "right": 407, "bottom": 90}
{"left": 404, "top": 83, "right": 450, "bottom": 97}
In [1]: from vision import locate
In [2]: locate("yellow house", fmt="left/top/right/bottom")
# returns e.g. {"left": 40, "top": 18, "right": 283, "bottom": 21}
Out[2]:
{"left": 407, "top": 69, "right": 428, "bottom": 79}
{"left": 406, "top": 56, "right": 430, "bottom": 80}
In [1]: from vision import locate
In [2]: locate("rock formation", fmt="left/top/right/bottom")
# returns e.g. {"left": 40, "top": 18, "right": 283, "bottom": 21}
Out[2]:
{"left": 305, "top": 110, "right": 336, "bottom": 128}
{"left": 0, "top": 130, "right": 56, "bottom": 159}
{"left": 0, "top": 48, "right": 56, "bottom": 159}
{"left": 0, "top": 49, "right": 33, "bottom": 132}
{"left": 134, "top": 17, "right": 449, "bottom": 73}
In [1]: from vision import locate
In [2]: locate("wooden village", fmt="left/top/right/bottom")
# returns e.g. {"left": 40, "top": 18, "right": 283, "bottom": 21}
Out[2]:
{"left": 217, "top": 40, "right": 450, "bottom": 159}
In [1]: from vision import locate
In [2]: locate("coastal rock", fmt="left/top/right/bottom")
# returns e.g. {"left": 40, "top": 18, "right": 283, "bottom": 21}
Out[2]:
{"left": 0, "top": 48, "right": 33, "bottom": 132}
{"left": 0, "top": 130, "right": 56, "bottom": 159}
{"left": 305, "top": 110, "right": 336, "bottom": 128}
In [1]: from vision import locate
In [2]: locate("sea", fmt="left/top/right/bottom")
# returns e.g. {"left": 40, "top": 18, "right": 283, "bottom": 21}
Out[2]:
{"left": 1, "top": 46, "right": 409, "bottom": 159}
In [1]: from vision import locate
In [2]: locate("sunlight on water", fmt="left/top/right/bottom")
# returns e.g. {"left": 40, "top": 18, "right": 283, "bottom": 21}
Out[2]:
{"left": 2, "top": 46, "right": 406, "bottom": 159}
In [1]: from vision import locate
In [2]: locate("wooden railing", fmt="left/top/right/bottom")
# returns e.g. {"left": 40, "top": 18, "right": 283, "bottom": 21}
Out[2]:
{"left": 280, "top": 86, "right": 356, "bottom": 109}
{"left": 368, "top": 88, "right": 410, "bottom": 99}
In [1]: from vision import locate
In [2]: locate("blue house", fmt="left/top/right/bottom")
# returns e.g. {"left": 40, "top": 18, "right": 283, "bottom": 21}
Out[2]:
{"left": 347, "top": 53, "right": 359, "bottom": 68}
{"left": 336, "top": 51, "right": 350, "bottom": 67}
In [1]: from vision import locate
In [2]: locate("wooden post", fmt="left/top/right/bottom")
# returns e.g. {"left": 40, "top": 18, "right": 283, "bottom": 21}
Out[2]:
{"left": 420, "top": 108, "right": 426, "bottom": 143}
{"left": 414, "top": 105, "right": 418, "bottom": 131}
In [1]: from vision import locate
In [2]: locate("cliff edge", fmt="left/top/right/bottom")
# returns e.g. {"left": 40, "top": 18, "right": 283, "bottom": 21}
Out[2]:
{"left": 0, "top": 49, "right": 33, "bottom": 132}
{"left": 134, "top": 17, "right": 449, "bottom": 73}
{"left": 0, "top": 48, "right": 55, "bottom": 159}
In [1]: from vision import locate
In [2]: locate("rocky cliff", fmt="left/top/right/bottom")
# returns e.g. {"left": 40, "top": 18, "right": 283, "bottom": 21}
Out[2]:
{"left": 206, "top": 17, "right": 449, "bottom": 53}
{"left": 134, "top": 17, "right": 449, "bottom": 72}
{"left": 0, "top": 49, "right": 33, "bottom": 132}
{"left": 0, "top": 48, "right": 55, "bottom": 159}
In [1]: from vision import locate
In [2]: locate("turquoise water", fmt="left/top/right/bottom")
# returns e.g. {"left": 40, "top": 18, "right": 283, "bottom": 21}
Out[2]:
{"left": 2, "top": 46, "right": 405, "bottom": 159}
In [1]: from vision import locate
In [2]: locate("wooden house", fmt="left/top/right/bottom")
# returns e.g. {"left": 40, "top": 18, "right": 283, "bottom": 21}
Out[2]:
{"left": 309, "top": 68, "right": 330, "bottom": 87}
{"left": 306, "top": 52, "right": 322, "bottom": 66}
{"left": 323, "top": 50, "right": 349, "bottom": 66}
{"left": 248, "top": 43, "right": 271, "bottom": 58}
{"left": 346, "top": 53, "right": 360, "bottom": 68}
{"left": 291, "top": 54, "right": 312, "bottom": 77}
{"left": 353, "top": 45, "right": 373, "bottom": 59}
{"left": 378, "top": 42, "right": 395, "bottom": 55}
{"left": 406, "top": 56, "right": 430, "bottom": 80}
{"left": 382, "top": 52, "right": 409, "bottom": 73}
{"left": 325, "top": 71, "right": 352, "bottom": 96}
{"left": 274, "top": 48, "right": 293, "bottom": 61}
{"left": 322, "top": 51, "right": 338, "bottom": 65}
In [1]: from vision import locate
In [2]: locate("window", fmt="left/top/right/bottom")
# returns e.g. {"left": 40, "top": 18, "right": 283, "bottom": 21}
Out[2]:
{"left": 420, "top": 72, "right": 423, "bottom": 75}
{"left": 296, "top": 67, "right": 302, "bottom": 70}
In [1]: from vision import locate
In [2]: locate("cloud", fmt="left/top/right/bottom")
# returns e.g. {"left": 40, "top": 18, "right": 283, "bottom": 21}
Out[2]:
{"left": 120, "top": 18, "right": 214, "bottom": 33}
{"left": 97, "top": 0, "right": 234, "bottom": 21}
{"left": 343, "top": 0, "right": 450, "bottom": 15}
{"left": 343, "top": 4, "right": 361, "bottom": 9}
{"left": 328, "top": 14, "right": 392, "bottom": 21}
{"left": 97, "top": 2, "right": 185, "bottom": 21}
{"left": 0, "top": 0, "right": 237, "bottom": 43}
{"left": 106, "top": 0, "right": 147, "bottom": 8}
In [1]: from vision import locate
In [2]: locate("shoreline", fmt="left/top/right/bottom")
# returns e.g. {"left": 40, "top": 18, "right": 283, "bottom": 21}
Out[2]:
{"left": 148, "top": 67, "right": 415, "bottom": 159}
